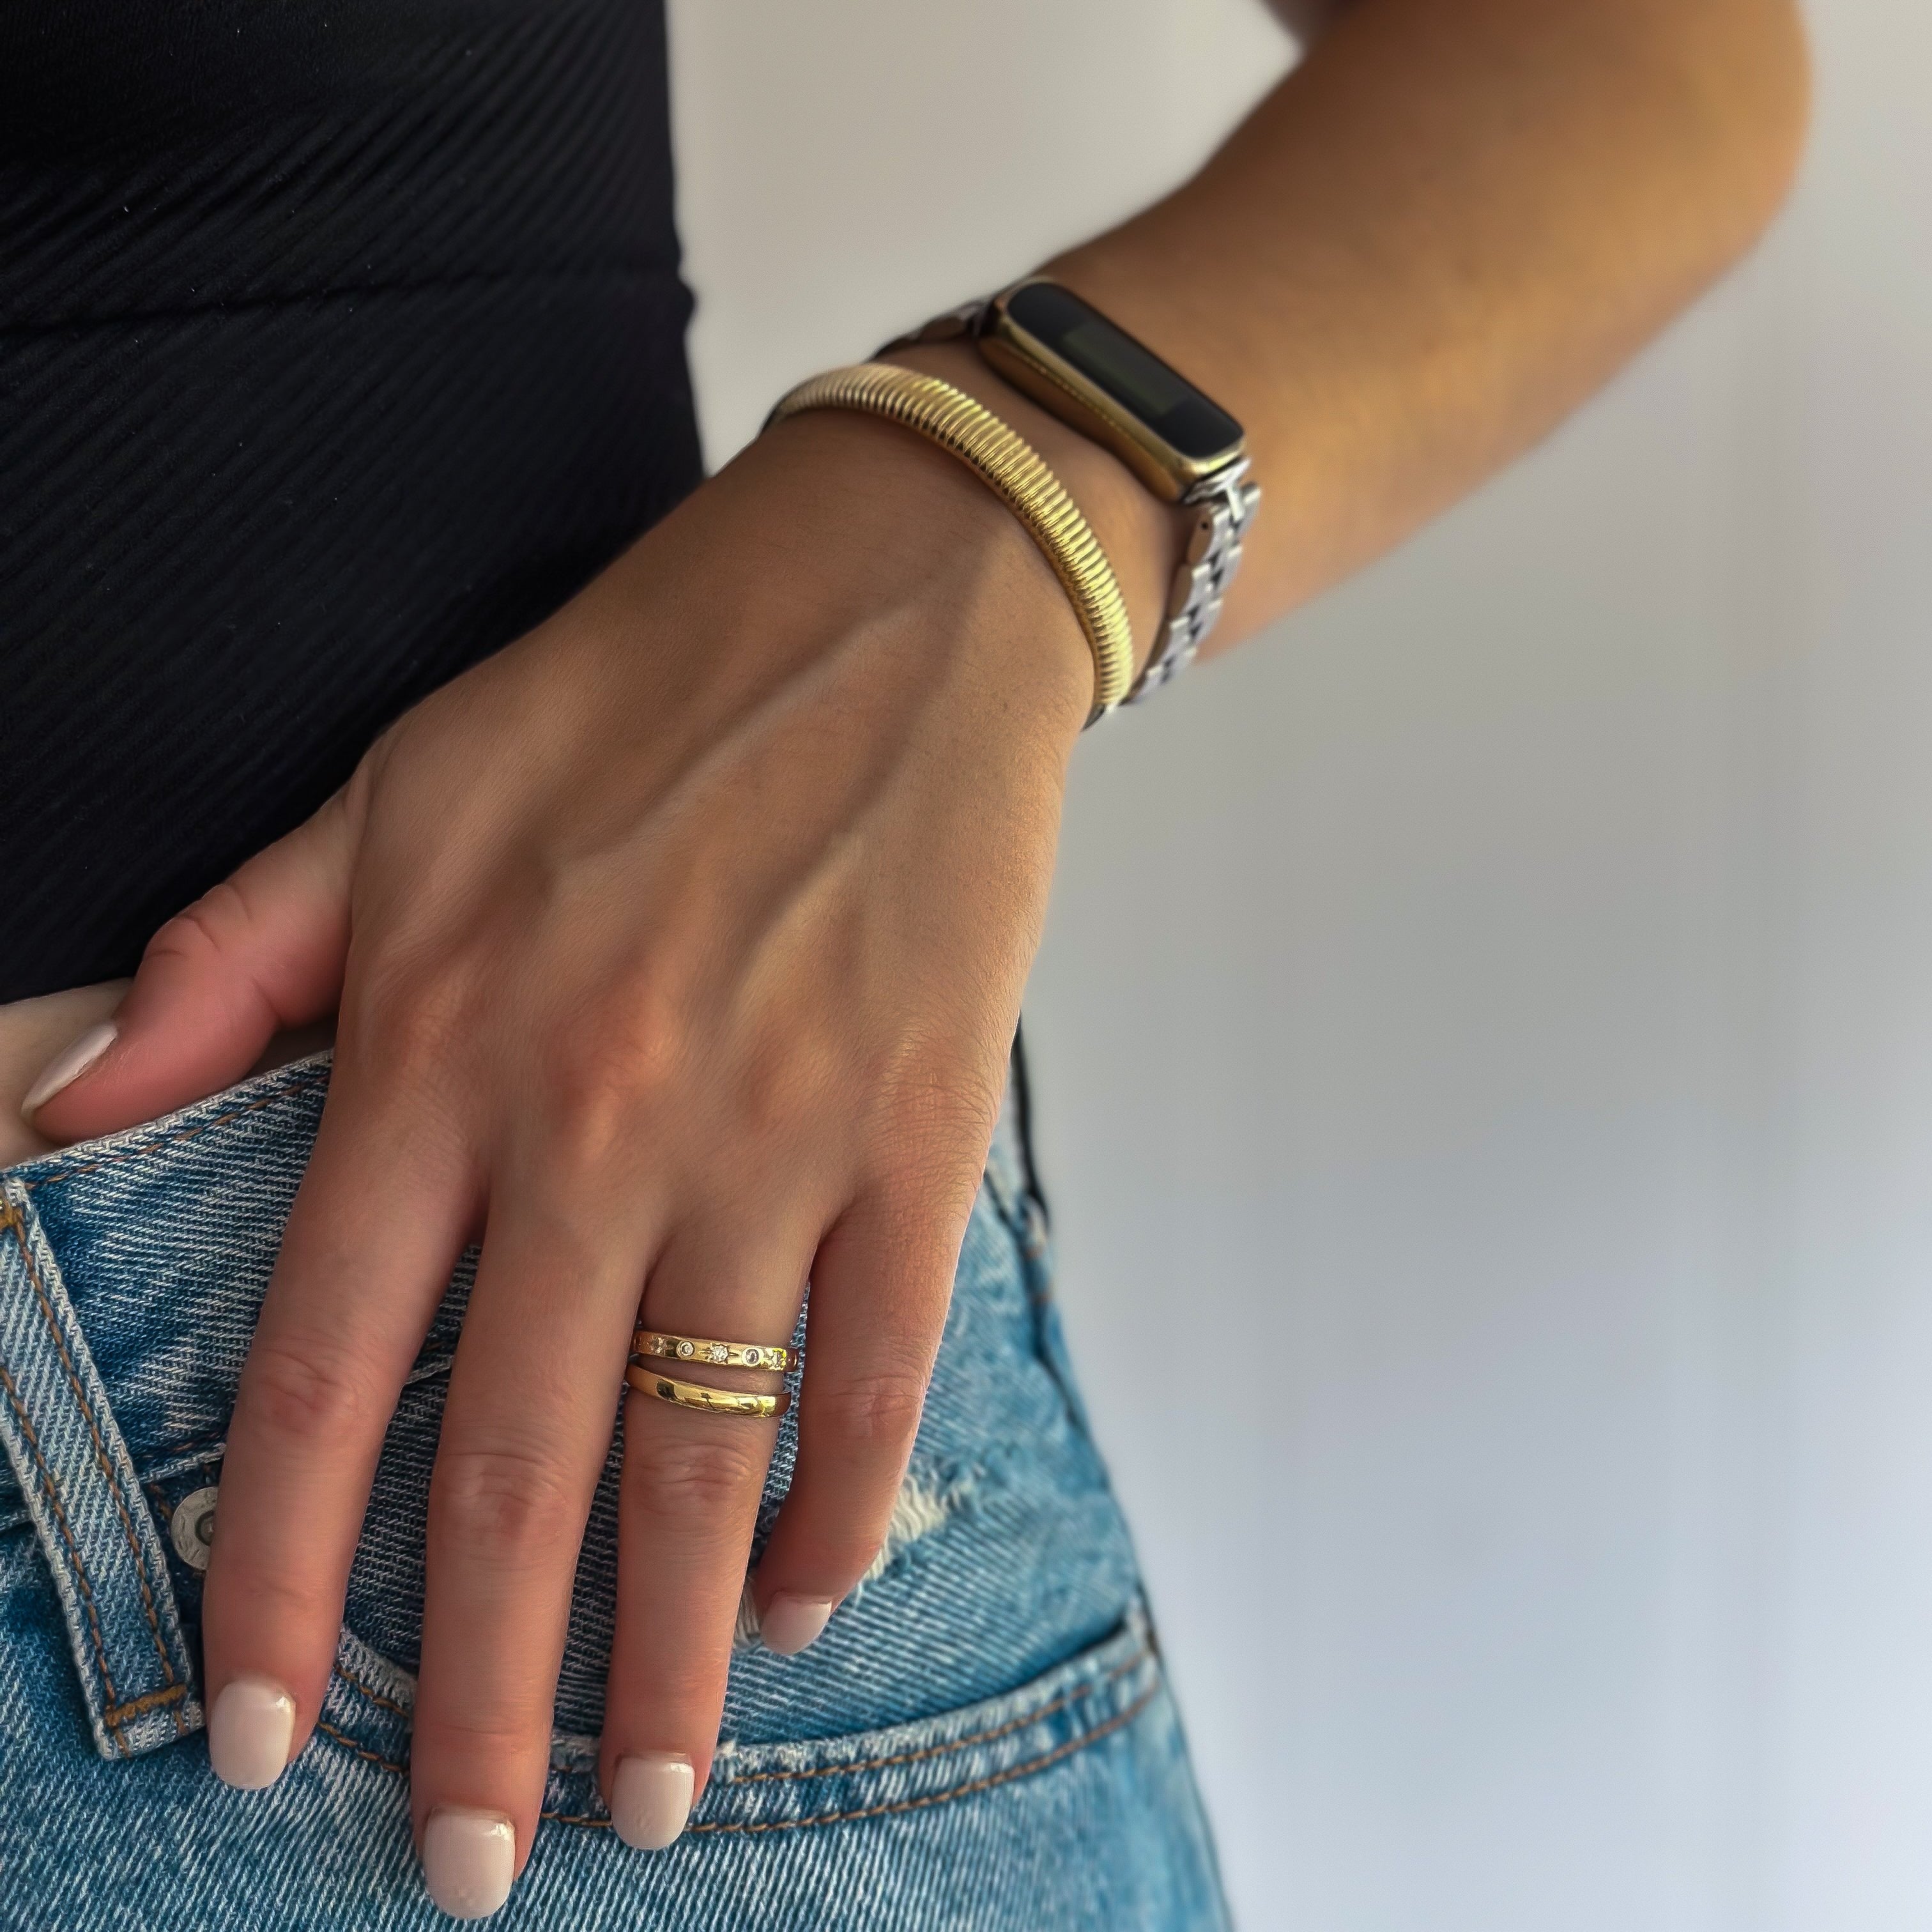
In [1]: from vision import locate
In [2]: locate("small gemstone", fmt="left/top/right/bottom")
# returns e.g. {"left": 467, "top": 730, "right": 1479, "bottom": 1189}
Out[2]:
{"left": 676, "top": 1340, "right": 694, "bottom": 1359}
{"left": 709, "top": 1344, "right": 728, "bottom": 1363}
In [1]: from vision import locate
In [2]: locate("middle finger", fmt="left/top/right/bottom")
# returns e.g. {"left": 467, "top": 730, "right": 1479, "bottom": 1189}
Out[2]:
{"left": 409, "top": 1188, "right": 649, "bottom": 1919}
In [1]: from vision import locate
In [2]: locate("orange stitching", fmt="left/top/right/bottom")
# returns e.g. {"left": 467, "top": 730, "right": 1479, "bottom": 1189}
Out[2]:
{"left": 539, "top": 1683, "right": 1163, "bottom": 1834}
{"left": 688, "top": 1684, "right": 1161, "bottom": 1837}
{"left": 313, "top": 1665, "right": 1160, "bottom": 1837}
{"left": 0, "top": 1354, "right": 125, "bottom": 1749}
{"left": 20, "top": 1075, "right": 329, "bottom": 1196}
{"left": 726, "top": 1646, "right": 1149, "bottom": 1788}
{"left": 144, "top": 1427, "right": 228, "bottom": 1466}
{"left": 103, "top": 1682, "right": 189, "bottom": 1722}
{"left": 332, "top": 1660, "right": 411, "bottom": 1719}
{"left": 3, "top": 1202, "right": 179, "bottom": 1699}
{"left": 315, "top": 1717, "right": 408, "bottom": 1774}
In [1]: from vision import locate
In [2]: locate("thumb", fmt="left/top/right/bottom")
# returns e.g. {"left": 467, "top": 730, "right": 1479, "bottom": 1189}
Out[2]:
{"left": 24, "top": 788, "right": 359, "bottom": 1143}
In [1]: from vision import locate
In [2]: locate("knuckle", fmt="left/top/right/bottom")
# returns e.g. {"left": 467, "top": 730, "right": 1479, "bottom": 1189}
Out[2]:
{"left": 817, "top": 1367, "right": 928, "bottom": 1453}
{"left": 733, "top": 1028, "right": 838, "bottom": 1149}
{"left": 349, "top": 954, "right": 473, "bottom": 1078}
{"left": 534, "top": 1051, "right": 643, "bottom": 1175}
{"left": 205, "top": 1561, "right": 336, "bottom": 1645}
{"left": 236, "top": 1336, "right": 372, "bottom": 1448}
{"left": 144, "top": 882, "right": 248, "bottom": 971}
{"left": 431, "top": 1445, "right": 584, "bottom": 1564}
{"left": 412, "top": 1707, "right": 549, "bottom": 1773}
{"left": 533, "top": 981, "right": 686, "bottom": 1170}
{"left": 808, "top": 1528, "right": 889, "bottom": 1588}
{"left": 865, "top": 1047, "right": 999, "bottom": 1193}
{"left": 872, "top": 1029, "right": 997, "bottom": 1140}
{"left": 624, "top": 1425, "right": 765, "bottom": 1526}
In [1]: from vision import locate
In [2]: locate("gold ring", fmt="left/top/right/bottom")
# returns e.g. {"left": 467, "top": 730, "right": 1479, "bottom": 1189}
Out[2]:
{"left": 625, "top": 1364, "right": 792, "bottom": 1420}
{"left": 632, "top": 1330, "right": 793, "bottom": 1373}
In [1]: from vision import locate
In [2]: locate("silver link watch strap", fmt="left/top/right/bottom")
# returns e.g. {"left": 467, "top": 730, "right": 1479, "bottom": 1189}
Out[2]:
{"left": 1124, "top": 462, "right": 1261, "bottom": 703}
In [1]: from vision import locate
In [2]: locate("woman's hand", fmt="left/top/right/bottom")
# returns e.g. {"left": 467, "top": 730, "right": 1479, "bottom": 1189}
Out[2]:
{"left": 27, "top": 399, "right": 1137, "bottom": 1914}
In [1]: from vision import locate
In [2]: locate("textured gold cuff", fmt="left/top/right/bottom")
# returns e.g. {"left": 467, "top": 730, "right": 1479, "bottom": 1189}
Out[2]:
{"left": 764, "top": 362, "right": 1135, "bottom": 723}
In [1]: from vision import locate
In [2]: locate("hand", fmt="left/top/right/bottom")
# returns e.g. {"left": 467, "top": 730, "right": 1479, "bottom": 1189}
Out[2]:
{"left": 27, "top": 398, "right": 1131, "bottom": 1913}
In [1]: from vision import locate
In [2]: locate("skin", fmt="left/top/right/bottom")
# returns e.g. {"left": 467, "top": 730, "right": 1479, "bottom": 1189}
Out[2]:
{"left": 15, "top": 0, "right": 1808, "bottom": 1906}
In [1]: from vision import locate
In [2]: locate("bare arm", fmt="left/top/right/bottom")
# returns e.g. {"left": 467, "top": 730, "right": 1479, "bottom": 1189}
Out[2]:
{"left": 23, "top": 2, "right": 1809, "bottom": 1912}
{"left": 907, "top": 0, "right": 1809, "bottom": 652}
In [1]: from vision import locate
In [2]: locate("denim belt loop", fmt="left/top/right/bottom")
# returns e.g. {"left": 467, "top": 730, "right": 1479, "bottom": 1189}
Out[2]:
{"left": 0, "top": 1176, "right": 202, "bottom": 1757}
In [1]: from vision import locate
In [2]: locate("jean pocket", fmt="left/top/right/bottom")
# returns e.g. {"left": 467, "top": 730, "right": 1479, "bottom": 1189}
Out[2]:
{"left": 2, "top": 1052, "right": 1142, "bottom": 1772}
{"left": 319, "top": 1603, "right": 1162, "bottom": 1828}
{"left": 314, "top": 1604, "right": 1227, "bottom": 1929}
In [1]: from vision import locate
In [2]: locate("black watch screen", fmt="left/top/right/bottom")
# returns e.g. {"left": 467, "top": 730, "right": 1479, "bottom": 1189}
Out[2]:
{"left": 1001, "top": 281, "right": 1243, "bottom": 464}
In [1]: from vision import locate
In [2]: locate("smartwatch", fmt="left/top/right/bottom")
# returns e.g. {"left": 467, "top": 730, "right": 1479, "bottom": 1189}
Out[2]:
{"left": 889, "top": 278, "right": 1259, "bottom": 700}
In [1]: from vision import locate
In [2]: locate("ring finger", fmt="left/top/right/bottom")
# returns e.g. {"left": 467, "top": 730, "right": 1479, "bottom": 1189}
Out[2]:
{"left": 597, "top": 1220, "right": 812, "bottom": 1849}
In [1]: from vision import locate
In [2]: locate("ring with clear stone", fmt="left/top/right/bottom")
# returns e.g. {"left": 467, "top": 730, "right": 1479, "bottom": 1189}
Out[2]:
{"left": 631, "top": 1328, "right": 793, "bottom": 1374}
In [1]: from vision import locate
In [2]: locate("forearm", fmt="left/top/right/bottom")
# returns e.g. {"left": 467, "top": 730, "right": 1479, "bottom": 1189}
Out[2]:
{"left": 921, "top": 0, "right": 1809, "bottom": 664}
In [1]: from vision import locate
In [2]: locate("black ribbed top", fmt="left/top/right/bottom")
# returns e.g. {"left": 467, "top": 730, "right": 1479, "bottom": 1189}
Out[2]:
{"left": 0, "top": 0, "right": 703, "bottom": 1000}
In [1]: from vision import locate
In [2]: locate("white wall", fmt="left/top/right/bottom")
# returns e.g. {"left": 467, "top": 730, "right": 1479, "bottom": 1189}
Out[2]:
{"left": 668, "top": 4, "right": 1932, "bottom": 1927}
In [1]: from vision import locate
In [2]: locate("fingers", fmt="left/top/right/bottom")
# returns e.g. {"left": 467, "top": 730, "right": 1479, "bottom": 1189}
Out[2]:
{"left": 25, "top": 785, "right": 358, "bottom": 1142}
{"left": 200, "top": 1071, "right": 472, "bottom": 1788}
{"left": 410, "top": 1191, "right": 652, "bottom": 1913}
{"left": 598, "top": 1182, "right": 965, "bottom": 1855}
{"left": 598, "top": 1223, "right": 809, "bottom": 1849}
{"left": 751, "top": 1186, "right": 963, "bottom": 1645}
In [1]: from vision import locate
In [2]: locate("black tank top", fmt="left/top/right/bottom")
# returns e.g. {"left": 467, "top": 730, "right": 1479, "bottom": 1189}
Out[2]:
{"left": 0, "top": 0, "right": 703, "bottom": 1001}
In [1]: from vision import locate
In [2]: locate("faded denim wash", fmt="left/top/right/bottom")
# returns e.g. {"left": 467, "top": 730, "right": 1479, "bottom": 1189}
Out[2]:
{"left": 0, "top": 1052, "right": 1229, "bottom": 1929}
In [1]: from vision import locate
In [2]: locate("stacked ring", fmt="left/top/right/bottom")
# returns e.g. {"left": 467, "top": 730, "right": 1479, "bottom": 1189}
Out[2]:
{"left": 625, "top": 1365, "right": 792, "bottom": 1420}
{"left": 632, "top": 1330, "right": 792, "bottom": 1373}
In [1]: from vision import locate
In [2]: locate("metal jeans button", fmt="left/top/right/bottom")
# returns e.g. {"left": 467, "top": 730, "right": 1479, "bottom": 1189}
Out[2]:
{"left": 169, "top": 1485, "right": 220, "bottom": 1572}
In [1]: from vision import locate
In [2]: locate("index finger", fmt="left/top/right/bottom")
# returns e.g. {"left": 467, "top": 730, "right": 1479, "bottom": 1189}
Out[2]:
{"left": 201, "top": 1073, "right": 471, "bottom": 1788}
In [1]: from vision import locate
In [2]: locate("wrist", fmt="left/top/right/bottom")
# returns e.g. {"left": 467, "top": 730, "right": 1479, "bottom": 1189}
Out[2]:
{"left": 634, "top": 403, "right": 1096, "bottom": 755}
{"left": 880, "top": 339, "right": 1186, "bottom": 685}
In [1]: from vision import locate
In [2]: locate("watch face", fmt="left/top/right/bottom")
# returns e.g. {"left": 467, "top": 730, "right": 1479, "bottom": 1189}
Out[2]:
{"left": 1003, "top": 281, "right": 1243, "bottom": 463}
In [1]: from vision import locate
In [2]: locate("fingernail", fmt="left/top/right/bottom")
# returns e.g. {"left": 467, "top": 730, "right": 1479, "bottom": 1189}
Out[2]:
{"left": 610, "top": 1752, "right": 694, "bottom": 1850}
{"left": 760, "top": 1593, "right": 834, "bottom": 1655}
{"left": 207, "top": 1674, "right": 296, "bottom": 1790}
{"left": 21, "top": 1022, "right": 116, "bottom": 1120}
{"left": 422, "top": 1807, "right": 516, "bottom": 1920}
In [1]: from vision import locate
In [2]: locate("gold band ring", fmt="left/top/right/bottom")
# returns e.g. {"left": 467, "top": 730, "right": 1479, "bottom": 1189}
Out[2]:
{"left": 632, "top": 1330, "right": 793, "bottom": 1373}
{"left": 625, "top": 1365, "right": 792, "bottom": 1420}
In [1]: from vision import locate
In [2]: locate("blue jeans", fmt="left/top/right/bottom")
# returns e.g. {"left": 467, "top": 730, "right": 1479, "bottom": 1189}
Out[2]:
{"left": 0, "top": 1053, "right": 1228, "bottom": 1928}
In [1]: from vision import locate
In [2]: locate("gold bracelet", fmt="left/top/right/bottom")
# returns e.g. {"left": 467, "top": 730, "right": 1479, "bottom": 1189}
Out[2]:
{"left": 763, "top": 362, "right": 1135, "bottom": 723}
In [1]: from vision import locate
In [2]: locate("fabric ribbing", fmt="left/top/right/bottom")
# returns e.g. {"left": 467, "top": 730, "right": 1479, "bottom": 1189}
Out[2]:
{"left": 0, "top": 0, "right": 702, "bottom": 999}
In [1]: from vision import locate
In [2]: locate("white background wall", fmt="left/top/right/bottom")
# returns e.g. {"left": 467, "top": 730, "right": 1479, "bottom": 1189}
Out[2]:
{"left": 666, "top": 4, "right": 1932, "bottom": 1926}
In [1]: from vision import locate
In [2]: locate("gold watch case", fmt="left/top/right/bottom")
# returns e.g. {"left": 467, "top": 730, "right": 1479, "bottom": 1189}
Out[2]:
{"left": 974, "top": 279, "right": 1246, "bottom": 503}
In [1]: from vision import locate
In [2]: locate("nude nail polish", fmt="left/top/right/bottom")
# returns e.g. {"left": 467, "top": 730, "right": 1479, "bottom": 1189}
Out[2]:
{"left": 207, "top": 1674, "right": 296, "bottom": 1790}
{"left": 610, "top": 1753, "right": 694, "bottom": 1850}
{"left": 20, "top": 1021, "right": 116, "bottom": 1121}
{"left": 760, "top": 1593, "right": 834, "bottom": 1656}
{"left": 422, "top": 1807, "right": 516, "bottom": 1920}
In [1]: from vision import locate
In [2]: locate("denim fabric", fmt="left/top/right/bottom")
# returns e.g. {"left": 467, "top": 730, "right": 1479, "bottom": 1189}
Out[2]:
{"left": 0, "top": 1054, "right": 1229, "bottom": 1929}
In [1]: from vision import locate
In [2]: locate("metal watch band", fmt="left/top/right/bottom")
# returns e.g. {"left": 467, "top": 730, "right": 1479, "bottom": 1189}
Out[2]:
{"left": 1124, "top": 462, "right": 1262, "bottom": 703}
{"left": 880, "top": 295, "right": 1259, "bottom": 707}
